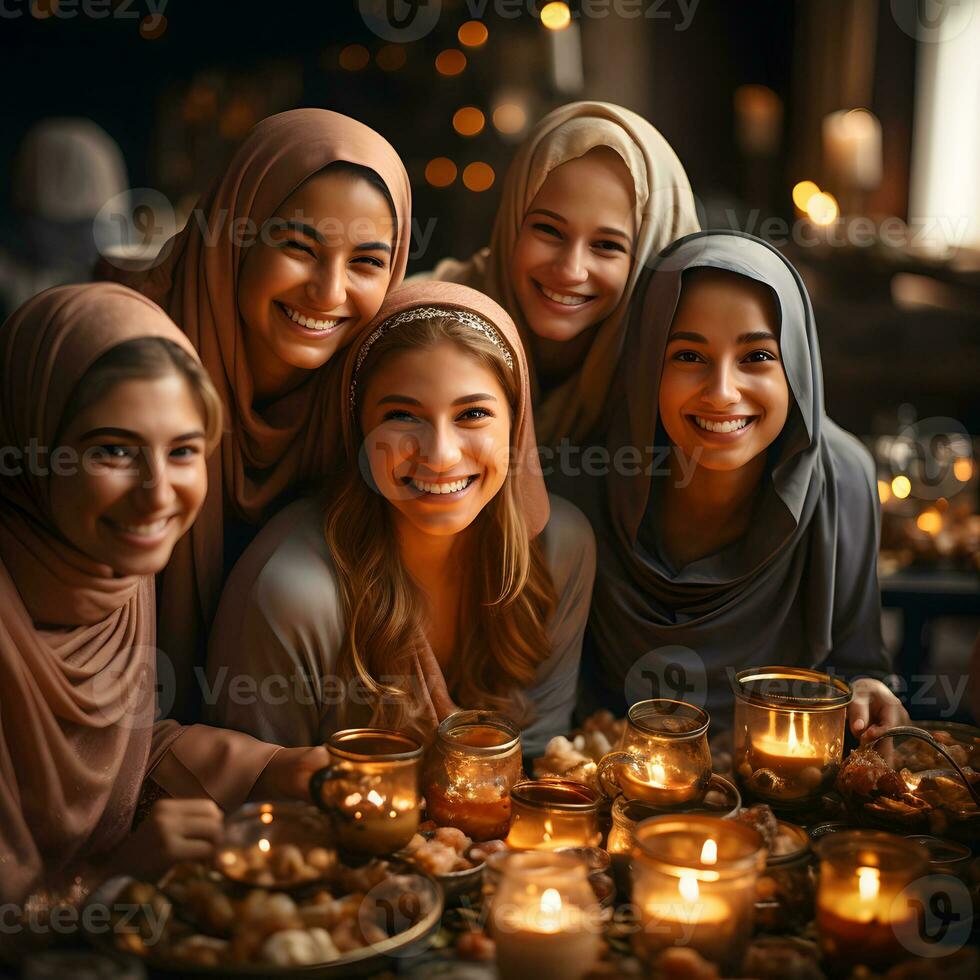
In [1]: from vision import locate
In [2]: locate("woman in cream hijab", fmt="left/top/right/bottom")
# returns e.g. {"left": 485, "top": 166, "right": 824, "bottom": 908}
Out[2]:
{"left": 427, "top": 101, "right": 699, "bottom": 448}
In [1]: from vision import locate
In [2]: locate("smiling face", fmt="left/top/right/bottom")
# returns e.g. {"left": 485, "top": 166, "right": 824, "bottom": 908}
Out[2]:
{"left": 48, "top": 373, "right": 209, "bottom": 576}
{"left": 359, "top": 338, "right": 512, "bottom": 539}
{"left": 659, "top": 268, "right": 790, "bottom": 472}
{"left": 238, "top": 166, "right": 396, "bottom": 400}
{"left": 510, "top": 147, "right": 635, "bottom": 343}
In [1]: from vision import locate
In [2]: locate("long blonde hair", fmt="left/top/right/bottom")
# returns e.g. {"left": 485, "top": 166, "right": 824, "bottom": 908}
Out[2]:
{"left": 325, "top": 316, "right": 557, "bottom": 728}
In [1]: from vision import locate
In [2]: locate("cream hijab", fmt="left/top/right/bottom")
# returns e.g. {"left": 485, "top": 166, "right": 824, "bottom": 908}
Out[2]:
{"left": 0, "top": 284, "right": 199, "bottom": 903}
{"left": 127, "top": 110, "right": 412, "bottom": 719}
{"left": 429, "top": 101, "right": 700, "bottom": 446}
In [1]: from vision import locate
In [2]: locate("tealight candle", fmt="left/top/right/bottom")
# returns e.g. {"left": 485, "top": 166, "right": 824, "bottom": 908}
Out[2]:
{"left": 597, "top": 699, "right": 711, "bottom": 808}
{"left": 491, "top": 852, "right": 602, "bottom": 980}
{"left": 309, "top": 729, "right": 422, "bottom": 855}
{"left": 816, "top": 831, "right": 928, "bottom": 972}
{"left": 631, "top": 814, "right": 765, "bottom": 973}
{"left": 505, "top": 778, "right": 601, "bottom": 851}
{"left": 733, "top": 667, "right": 851, "bottom": 807}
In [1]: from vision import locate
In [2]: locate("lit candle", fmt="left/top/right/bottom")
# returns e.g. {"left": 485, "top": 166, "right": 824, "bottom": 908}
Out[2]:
{"left": 493, "top": 857, "right": 602, "bottom": 980}
{"left": 750, "top": 711, "right": 824, "bottom": 774}
{"left": 505, "top": 779, "right": 602, "bottom": 851}
{"left": 816, "top": 832, "right": 928, "bottom": 971}
{"left": 618, "top": 756, "right": 702, "bottom": 807}
{"left": 332, "top": 787, "right": 419, "bottom": 855}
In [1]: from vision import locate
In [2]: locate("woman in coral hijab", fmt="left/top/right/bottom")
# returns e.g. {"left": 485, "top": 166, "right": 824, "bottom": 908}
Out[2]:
{"left": 0, "top": 284, "right": 325, "bottom": 908}
{"left": 121, "top": 109, "right": 412, "bottom": 720}
{"left": 426, "top": 101, "right": 699, "bottom": 449}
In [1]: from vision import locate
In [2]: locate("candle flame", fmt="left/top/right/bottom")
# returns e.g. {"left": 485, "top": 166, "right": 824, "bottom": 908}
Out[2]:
{"left": 858, "top": 866, "right": 880, "bottom": 901}
{"left": 343, "top": 792, "right": 362, "bottom": 807}
{"left": 700, "top": 839, "right": 718, "bottom": 865}
{"left": 543, "top": 818, "right": 554, "bottom": 842}
{"left": 679, "top": 871, "right": 700, "bottom": 902}
{"left": 540, "top": 887, "right": 562, "bottom": 915}
{"left": 260, "top": 811, "right": 273, "bottom": 825}
{"left": 649, "top": 762, "right": 667, "bottom": 787}
{"left": 367, "top": 789, "right": 385, "bottom": 806}
{"left": 258, "top": 838, "right": 270, "bottom": 853}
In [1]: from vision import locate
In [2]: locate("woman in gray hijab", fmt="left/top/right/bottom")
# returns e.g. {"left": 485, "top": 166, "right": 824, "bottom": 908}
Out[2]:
{"left": 579, "top": 231, "right": 906, "bottom": 740}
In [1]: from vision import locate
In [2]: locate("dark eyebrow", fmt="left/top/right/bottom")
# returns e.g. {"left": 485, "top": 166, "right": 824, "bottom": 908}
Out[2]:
{"left": 79, "top": 426, "right": 205, "bottom": 441}
{"left": 355, "top": 241, "right": 392, "bottom": 253}
{"left": 527, "top": 208, "right": 566, "bottom": 223}
{"left": 667, "top": 331, "right": 707, "bottom": 343}
{"left": 376, "top": 394, "right": 498, "bottom": 407}
{"left": 279, "top": 220, "right": 326, "bottom": 244}
{"left": 738, "top": 330, "right": 778, "bottom": 344}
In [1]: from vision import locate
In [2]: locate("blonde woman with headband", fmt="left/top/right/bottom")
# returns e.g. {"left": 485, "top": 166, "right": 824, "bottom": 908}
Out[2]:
{"left": 207, "top": 282, "right": 596, "bottom": 757}
{"left": 424, "top": 101, "right": 699, "bottom": 448}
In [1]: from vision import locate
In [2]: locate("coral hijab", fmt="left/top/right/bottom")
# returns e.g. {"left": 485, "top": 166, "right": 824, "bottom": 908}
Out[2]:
{"left": 129, "top": 110, "right": 412, "bottom": 716}
{"left": 0, "top": 284, "right": 195, "bottom": 902}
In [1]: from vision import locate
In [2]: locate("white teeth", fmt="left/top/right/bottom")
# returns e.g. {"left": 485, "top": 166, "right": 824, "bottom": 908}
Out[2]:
{"left": 281, "top": 304, "right": 340, "bottom": 332}
{"left": 539, "top": 284, "right": 591, "bottom": 306}
{"left": 115, "top": 519, "right": 169, "bottom": 536}
{"left": 695, "top": 416, "right": 751, "bottom": 433}
{"left": 410, "top": 477, "right": 473, "bottom": 495}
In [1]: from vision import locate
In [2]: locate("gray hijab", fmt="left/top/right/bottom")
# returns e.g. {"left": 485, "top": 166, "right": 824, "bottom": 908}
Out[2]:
{"left": 581, "top": 231, "right": 889, "bottom": 723}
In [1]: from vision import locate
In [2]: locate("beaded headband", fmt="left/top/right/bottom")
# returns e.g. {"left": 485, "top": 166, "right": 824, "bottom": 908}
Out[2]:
{"left": 349, "top": 305, "right": 515, "bottom": 409}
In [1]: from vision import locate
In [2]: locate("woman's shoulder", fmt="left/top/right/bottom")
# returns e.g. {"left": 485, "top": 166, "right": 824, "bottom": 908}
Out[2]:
{"left": 226, "top": 496, "right": 341, "bottom": 622}
{"left": 540, "top": 493, "right": 597, "bottom": 589}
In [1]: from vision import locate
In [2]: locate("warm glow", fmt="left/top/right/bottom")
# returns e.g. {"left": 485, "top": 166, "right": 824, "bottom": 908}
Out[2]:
{"left": 953, "top": 457, "right": 974, "bottom": 481}
{"left": 700, "top": 839, "right": 718, "bottom": 866}
{"left": 463, "top": 162, "right": 495, "bottom": 192}
{"left": 792, "top": 180, "right": 821, "bottom": 211}
{"left": 892, "top": 475, "right": 912, "bottom": 500}
{"left": 376, "top": 44, "right": 407, "bottom": 71}
{"left": 541, "top": 887, "right": 562, "bottom": 915}
{"left": 339, "top": 44, "right": 370, "bottom": 71}
{"left": 858, "top": 866, "right": 880, "bottom": 901}
{"left": 679, "top": 871, "right": 700, "bottom": 903}
{"left": 543, "top": 818, "right": 554, "bottom": 842}
{"left": 877, "top": 479, "right": 892, "bottom": 504}
{"left": 541, "top": 2, "right": 572, "bottom": 31}
{"left": 916, "top": 509, "right": 942, "bottom": 535}
{"left": 458, "top": 20, "right": 489, "bottom": 47}
{"left": 260, "top": 812, "right": 273, "bottom": 825}
{"left": 436, "top": 49, "right": 467, "bottom": 76}
{"left": 493, "top": 102, "right": 528, "bottom": 135}
{"left": 453, "top": 106, "right": 485, "bottom": 136}
{"left": 425, "top": 157, "right": 458, "bottom": 187}
{"left": 367, "top": 789, "right": 385, "bottom": 807}
{"left": 807, "top": 191, "right": 839, "bottom": 225}
{"left": 258, "top": 838, "right": 271, "bottom": 853}
{"left": 648, "top": 762, "right": 667, "bottom": 786}
{"left": 343, "top": 792, "right": 362, "bottom": 807}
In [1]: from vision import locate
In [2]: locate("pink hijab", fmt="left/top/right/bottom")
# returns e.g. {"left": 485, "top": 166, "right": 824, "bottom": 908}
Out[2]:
{"left": 127, "top": 110, "right": 412, "bottom": 718}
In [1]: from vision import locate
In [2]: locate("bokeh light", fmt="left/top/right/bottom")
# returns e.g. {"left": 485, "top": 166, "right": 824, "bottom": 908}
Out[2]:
{"left": 541, "top": 2, "right": 571, "bottom": 31}
{"left": 435, "top": 49, "right": 467, "bottom": 76}
{"left": 458, "top": 21, "right": 489, "bottom": 47}
{"left": 877, "top": 479, "right": 892, "bottom": 505}
{"left": 339, "top": 44, "right": 370, "bottom": 71}
{"left": 953, "top": 457, "right": 974, "bottom": 482}
{"left": 807, "top": 191, "right": 839, "bottom": 226}
{"left": 463, "top": 162, "right": 495, "bottom": 192}
{"left": 916, "top": 509, "right": 942, "bottom": 535}
{"left": 493, "top": 103, "right": 528, "bottom": 135}
{"left": 792, "top": 180, "right": 820, "bottom": 212}
{"left": 891, "top": 475, "right": 912, "bottom": 500}
{"left": 425, "top": 158, "right": 458, "bottom": 188}
{"left": 453, "top": 107, "right": 485, "bottom": 137}
{"left": 376, "top": 44, "right": 407, "bottom": 71}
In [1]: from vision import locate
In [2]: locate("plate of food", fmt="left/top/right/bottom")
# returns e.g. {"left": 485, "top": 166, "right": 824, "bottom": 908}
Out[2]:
{"left": 83, "top": 855, "right": 442, "bottom": 976}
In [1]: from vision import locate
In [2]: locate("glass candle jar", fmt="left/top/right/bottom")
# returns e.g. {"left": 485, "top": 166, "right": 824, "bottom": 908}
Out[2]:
{"left": 815, "top": 830, "right": 929, "bottom": 972}
{"left": 309, "top": 728, "right": 422, "bottom": 855}
{"left": 597, "top": 700, "right": 712, "bottom": 808}
{"left": 506, "top": 778, "right": 602, "bottom": 850}
{"left": 491, "top": 851, "right": 603, "bottom": 980}
{"left": 631, "top": 814, "right": 765, "bottom": 973}
{"left": 216, "top": 802, "right": 336, "bottom": 888}
{"left": 754, "top": 820, "right": 815, "bottom": 933}
{"left": 423, "top": 710, "right": 522, "bottom": 841}
{"left": 733, "top": 667, "right": 851, "bottom": 807}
